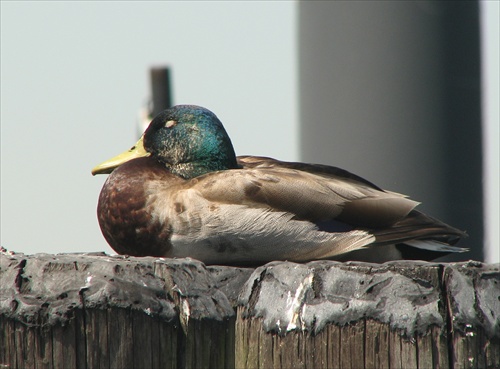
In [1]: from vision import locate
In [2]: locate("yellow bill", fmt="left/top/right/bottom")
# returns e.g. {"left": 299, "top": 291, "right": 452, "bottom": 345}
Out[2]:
{"left": 92, "top": 135, "right": 150, "bottom": 175}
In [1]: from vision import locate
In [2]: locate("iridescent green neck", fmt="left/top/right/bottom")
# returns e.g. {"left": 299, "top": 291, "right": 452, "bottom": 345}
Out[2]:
{"left": 169, "top": 159, "right": 237, "bottom": 179}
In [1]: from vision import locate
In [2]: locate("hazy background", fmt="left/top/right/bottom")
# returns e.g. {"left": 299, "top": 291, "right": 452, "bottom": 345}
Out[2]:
{"left": 2, "top": 2, "right": 498, "bottom": 262}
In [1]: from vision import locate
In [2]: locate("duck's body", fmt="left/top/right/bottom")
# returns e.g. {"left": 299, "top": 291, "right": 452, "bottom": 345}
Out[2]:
{"left": 93, "top": 105, "right": 466, "bottom": 265}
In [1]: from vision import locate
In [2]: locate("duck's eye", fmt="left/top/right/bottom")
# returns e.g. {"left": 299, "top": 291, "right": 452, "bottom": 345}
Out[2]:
{"left": 165, "top": 120, "right": 177, "bottom": 128}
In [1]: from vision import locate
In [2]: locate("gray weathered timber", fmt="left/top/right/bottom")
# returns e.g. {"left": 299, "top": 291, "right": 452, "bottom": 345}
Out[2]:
{"left": 236, "top": 261, "right": 449, "bottom": 369}
{"left": 235, "top": 260, "right": 499, "bottom": 369}
{"left": 1, "top": 251, "right": 498, "bottom": 369}
{"left": 444, "top": 262, "right": 500, "bottom": 369}
{"left": 0, "top": 252, "right": 240, "bottom": 369}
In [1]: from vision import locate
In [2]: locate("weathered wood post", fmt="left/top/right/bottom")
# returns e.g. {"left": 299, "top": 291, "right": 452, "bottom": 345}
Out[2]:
{"left": 0, "top": 252, "right": 246, "bottom": 369}
{"left": 1, "top": 251, "right": 499, "bottom": 369}
{"left": 235, "top": 261, "right": 499, "bottom": 369}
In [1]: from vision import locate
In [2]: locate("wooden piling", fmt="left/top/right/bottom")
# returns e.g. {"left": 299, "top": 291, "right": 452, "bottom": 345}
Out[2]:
{"left": 1, "top": 251, "right": 498, "bottom": 369}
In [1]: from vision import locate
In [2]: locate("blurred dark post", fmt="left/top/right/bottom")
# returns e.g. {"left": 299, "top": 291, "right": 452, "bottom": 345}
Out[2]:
{"left": 298, "top": 2, "right": 483, "bottom": 261}
{"left": 150, "top": 67, "right": 172, "bottom": 116}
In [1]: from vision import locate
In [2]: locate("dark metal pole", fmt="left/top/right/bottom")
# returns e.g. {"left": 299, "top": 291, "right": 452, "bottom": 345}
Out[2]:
{"left": 150, "top": 67, "right": 172, "bottom": 117}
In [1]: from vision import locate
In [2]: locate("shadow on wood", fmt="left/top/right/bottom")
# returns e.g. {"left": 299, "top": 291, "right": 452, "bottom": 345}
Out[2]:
{"left": 0, "top": 251, "right": 498, "bottom": 369}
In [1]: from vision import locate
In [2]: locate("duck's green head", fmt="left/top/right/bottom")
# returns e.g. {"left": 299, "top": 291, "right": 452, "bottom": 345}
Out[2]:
{"left": 145, "top": 105, "right": 238, "bottom": 178}
{"left": 92, "top": 105, "right": 239, "bottom": 179}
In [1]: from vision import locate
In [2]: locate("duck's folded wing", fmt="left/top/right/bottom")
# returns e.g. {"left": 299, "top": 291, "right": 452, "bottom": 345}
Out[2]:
{"left": 237, "top": 155, "right": 383, "bottom": 189}
{"left": 191, "top": 159, "right": 419, "bottom": 229}
{"left": 235, "top": 156, "right": 467, "bottom": 243}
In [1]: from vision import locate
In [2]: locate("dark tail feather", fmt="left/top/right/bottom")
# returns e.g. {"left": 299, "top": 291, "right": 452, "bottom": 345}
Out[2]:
{"left": 372, "top": 210, "right": 467, "bottom": 247}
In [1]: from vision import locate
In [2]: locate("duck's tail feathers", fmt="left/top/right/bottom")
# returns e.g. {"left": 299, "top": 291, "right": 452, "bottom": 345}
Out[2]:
{"left": 403, "top": 239, "right": 469, "bottom": 253}
{"left": 373, "top": 210, "right": 467, "bottom": 246}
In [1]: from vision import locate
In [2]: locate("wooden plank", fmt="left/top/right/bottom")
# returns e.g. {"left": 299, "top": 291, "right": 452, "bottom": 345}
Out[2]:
{"left": 0, "top": 317, "right": 17, "bottom": 368}
{"left": 183, "top": 320, "right": 197, "bottom": 369}
{"left": 388, "top": 331, "right": 418, "bottom": 369}
{"left": 271, "top": 330, "right": 281, "bottom": 369}
{"left": 52, "top": 321, "right": 77, "bottom": 369}
{"left": 189, "top": 318, "right": 230, "bottom": 369}
{"left": 185, "top": 319, "right": 225, "bottom": 369}
{"left": 235, "top": 306, "right": 249, "bottom": 369}
{"left": 235, "top": 315, "right": 280, "bottom": 369}
{"left": 225, "top": 316, "right": 236, "bottom": 369}
{"left": 325, "top": 323, "right": 341, "bottom": 369}
{"left": 475, "top": 330, "right": 487, "bottom": 369}
{"left": 449, "top": 329, "right": 496, "bottom": 369}
{"left": 485, "top": 337, "right": 500, "bottom": 369}
{"left": 211, "top": 318, "right": 234, "bottom": 369}
{"left": 246, "top": 317, "right": 261, "bottom": 368}
{"left": 86, "top": 308, "right": 109, "bottom": 369}
{"left": 417, "top": 331, "right": 435, "bottom": 369}
{"left": 150, "top": 315, "right": 160, "bottom": 369}
{"left": 217, "top": 319, "right": 234, "bottom": 369}
{"left": 0, "top": 317, "right": 6, "bottom": 367}
{"left": 196, "top": 320, "right": 212, "bottom": 369}
{"left": 340, "top": 320, "right": 365, "bottom": 369}
{"left": 215, "top": 321, "right": 235, "bottom": 365}
{"left": 296, "top": 331, "right": 310, "bottom": 369}
{"left": 108, "top": 308, "right": 133, "bottom": 368}
{"left": 132, "top": 310, "right": 153, "bottom": 369}
{"left": 74, "top": 309, "right": 87, "bottom": 369}
{"left": 257, "top": 323, "right": 274, "bottom": 369}
{"left": 431, "top": 324, "right": 450, "bottom": 369}
{"left": 157, "top": 317, "right": 178, "bottom": 369}
{"left": 207, "top": 321, "right": 222, "bottom": 368}
{"left": 15, "top": 322, "right": 35, "bottom": 369}
{"left": 400, "top": 335, "right": 418, "bottom": 369}
{"left": 279, "top": 330, "right": 302, "bottom": 369}
{"left": 304, "top": 328, "right": 325, "bottom": 369}
{"left": 450, "top": 332, "right": 475, "bottom": 369}
{"left": 365, "top": 319, "right": 389, "bottom": 369}
{"left": 34, "top": 326, "right": 53, "bottom": 369}
{"left": 388, "top": 329, "right": 403, "bottom": 369}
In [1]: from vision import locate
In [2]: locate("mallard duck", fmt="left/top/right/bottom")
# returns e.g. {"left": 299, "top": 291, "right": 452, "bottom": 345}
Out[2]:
{"left": 92, "top": 105, "right": 467, "bottom": 265}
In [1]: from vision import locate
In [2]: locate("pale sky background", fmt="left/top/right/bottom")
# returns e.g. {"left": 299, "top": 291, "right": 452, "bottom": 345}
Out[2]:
{"left": 1, "top": 2, "right": 498, "bottom": 262}
{"left": 1, "top": 2, "right": 298, "bottom": 256}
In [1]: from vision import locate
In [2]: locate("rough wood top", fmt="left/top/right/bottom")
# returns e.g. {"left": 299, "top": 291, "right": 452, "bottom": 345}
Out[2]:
{"left": 1, "top": 250, "right": 498, "bottom": 338}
